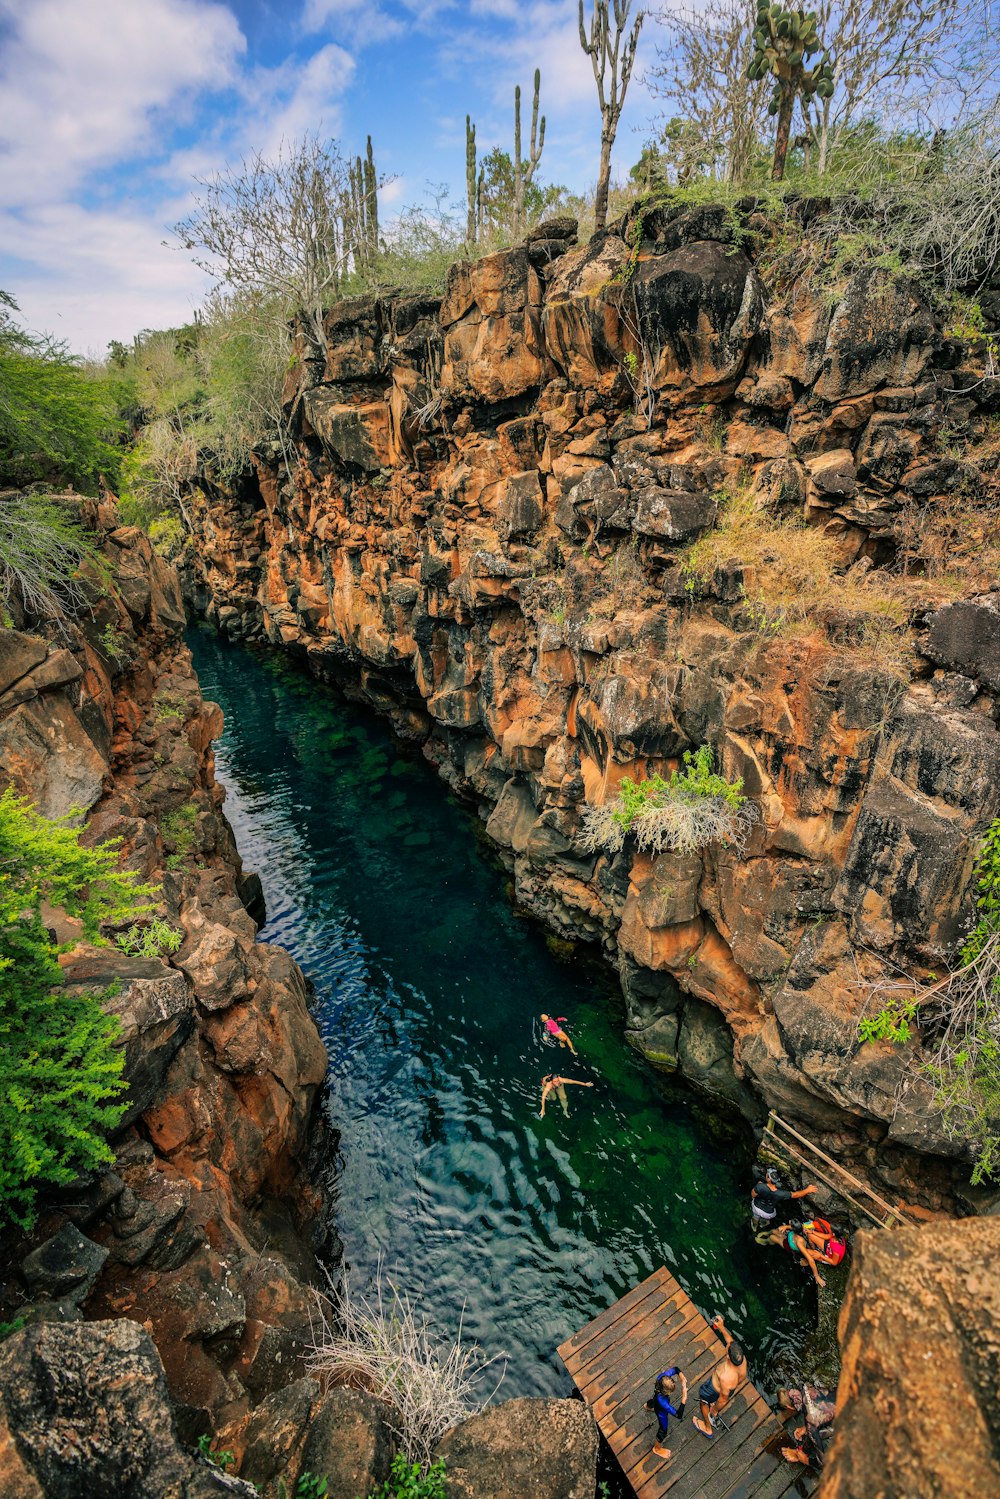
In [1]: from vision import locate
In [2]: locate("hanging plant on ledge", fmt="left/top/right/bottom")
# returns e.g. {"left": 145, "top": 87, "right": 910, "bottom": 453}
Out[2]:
{"left": 578, "top": 745, "right": 758, "bottom": 858}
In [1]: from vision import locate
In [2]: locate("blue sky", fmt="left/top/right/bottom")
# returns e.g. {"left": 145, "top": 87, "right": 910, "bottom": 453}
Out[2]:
{"left": 0, "top": 0, "right": 671, "bottom": 354}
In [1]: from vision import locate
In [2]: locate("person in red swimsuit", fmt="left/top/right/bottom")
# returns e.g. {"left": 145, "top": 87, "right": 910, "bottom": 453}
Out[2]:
{"left": 540, "top": 1013, "right": 576, "bottom": 1053}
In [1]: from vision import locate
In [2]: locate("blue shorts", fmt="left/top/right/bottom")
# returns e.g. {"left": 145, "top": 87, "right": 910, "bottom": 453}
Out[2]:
{"left": 699, "top": 1379, "right": 718, "bottom": 1408}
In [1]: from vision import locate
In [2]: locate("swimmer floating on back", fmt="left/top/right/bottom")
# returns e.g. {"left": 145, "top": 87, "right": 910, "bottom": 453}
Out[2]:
{"left": 540, "top": 1013, "right": 576, "bottom": 1053}
{"left": 539, "top": 1073, "right": 594, "bottom": 1118}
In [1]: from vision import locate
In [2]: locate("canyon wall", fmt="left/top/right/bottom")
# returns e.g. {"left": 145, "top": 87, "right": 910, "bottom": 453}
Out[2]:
{"left": 0, "top": 502, "right": 327, "bottom": 1439}
{"left": 184, "top": 204, "right": 1000, "bottom": 1216}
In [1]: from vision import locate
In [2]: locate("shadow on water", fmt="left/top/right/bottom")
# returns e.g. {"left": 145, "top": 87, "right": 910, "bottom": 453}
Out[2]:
{"left": 188, "top": 626, "right": 816, "bottom": 1399}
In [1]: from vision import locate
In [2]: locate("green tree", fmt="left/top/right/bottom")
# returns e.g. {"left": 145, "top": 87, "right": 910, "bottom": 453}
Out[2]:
{"left": 0, "top": 787, "right": 159, "bottom": 1228}
{"left": 748, "top": 5, "right": 834, "bottom": 179}
{"left": 0, "top": 291, "right": 126, "bottom": 491}
{"left": 476, "top": 149, "right": 566, "bottom": 241}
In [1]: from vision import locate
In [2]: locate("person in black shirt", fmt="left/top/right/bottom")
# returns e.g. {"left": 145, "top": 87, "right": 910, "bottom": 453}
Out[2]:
{"left": 751, "top": 1166, "right": 818, "bottom": 1227}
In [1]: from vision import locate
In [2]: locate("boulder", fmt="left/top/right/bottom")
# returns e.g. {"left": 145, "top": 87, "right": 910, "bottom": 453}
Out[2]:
{"left": 814, "top": 270, "right": 936, "bottom": 401}
{"left": 21, "top": 1225, "right": 108, "bottom": 1306}
{"left": 631, "top": 240, "right": 763, "bottom": 396}
{"left": 300, "top": 1387, "right": 395, "bottom": 1499}
{"left": 61, "top": 950, "right": 193, "bottom": 1128}
{"left": 0, "top": 629, "right": 48, "bottom": 697}
{"left": 824, "top": 1218, "right": 1000, "bottom": 1499}
{"left": 924, "top": 595, "right": 1000, "bottom": 691}
{"left": 0, "top": 694, "right": 107, "bottom": 818}
{"left": 0, "top": 1319, "right": 251, "bottom": 1497}
{"left": 433, "top": 1397, "right": 598, "bottom": 1499}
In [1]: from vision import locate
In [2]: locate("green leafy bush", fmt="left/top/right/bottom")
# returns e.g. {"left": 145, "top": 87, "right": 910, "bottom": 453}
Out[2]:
{"left": 365, "top": 1456, "right": 447, "bottom": 1499}
{"left": 116, "top": 916, "right": 182, "bottom": 959}
{"left": 0, "top": 787, "right": 159, "bottom": 1228}
{"left": 161, "top": 804, "right": 199, "bottom": 870}
{"left": 0, "top": 291, "right": 126, "bottom": 492}
{"left": 579, "top": 746, "right": 755, "bottom": 857}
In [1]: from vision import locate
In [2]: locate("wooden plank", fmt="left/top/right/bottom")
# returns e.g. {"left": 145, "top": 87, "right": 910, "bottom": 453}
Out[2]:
{"left": 614, "top": 1332, "right": 723, "bottom": 1481}
{"left": 664, "top": 1403, "right": 776, "bottom": 1499}
{"left": 585, "top": 1303, "right": 704, "bottom": 1415}
{"left": 576, "top": 1295, "right": 701, "bottom": 1401}
{"left": 741, "top": 1464, "right": 812, "bottom": 1499}
{"left": 645, "top": 1408, "right": 770, "bottom": 1499}
{"left": 611, "top": 1327, "right": 721, "bottom": 1465}
{"left": 561, "top": 1285, "right": 673, "bottom": 1379}
{"left": 557, "top": 1267, "right": 668, "bottom": 1362}
{"left": 559, "top": 1267, "right": 800, "bottom": 1499}
{"left": 718, "top": 1447, "right": 785, "bottom": 1499}
{"left": 563, "top": 1280, "right": 675, "bottom": 1381}
{"left": 636, "top": 1376, "right": 776, "bottom": 1496}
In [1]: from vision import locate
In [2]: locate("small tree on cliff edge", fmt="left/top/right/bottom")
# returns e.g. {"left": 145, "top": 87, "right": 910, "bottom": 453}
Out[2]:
{"left": 175, "top": 135, "right": 356, "bottom": 362}
{"left": 748, "top": 4, "right": 834, "bottom": 180}
{"left": 578, "top": 0, "right": 645, "bottom": 232}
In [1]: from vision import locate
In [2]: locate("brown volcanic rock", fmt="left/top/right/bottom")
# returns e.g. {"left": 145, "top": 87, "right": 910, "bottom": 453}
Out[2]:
{"left": 1, "top": 514, "right": 328, "bottom": 1437}
{"left": 434, "top": 1397, "right": 599, "bottom": 1499}
{"left": 183, "top": 227, "right": 1000, "bottom": 1216}
{"left": 822, "top": 1217, "right": 1000, "bottom": 1499}
{"left": 0, "top": 1319, "right": 251, "bottom": 1498}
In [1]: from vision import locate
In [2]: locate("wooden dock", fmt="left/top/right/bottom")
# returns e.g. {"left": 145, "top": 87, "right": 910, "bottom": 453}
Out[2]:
{"left": 557, "top": 1267, "right": 819, "bottom": 1499}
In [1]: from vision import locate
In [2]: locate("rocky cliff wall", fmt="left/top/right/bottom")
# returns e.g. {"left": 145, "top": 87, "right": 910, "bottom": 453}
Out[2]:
{"left": 183, "top": 205, "right": 1000, "bottom": 1215}
{"left": 821, "top": 1214, "right": 1000, "bottom": 1498}
{"left": 0, "top": 502, "right": 327, "bottom": 1439}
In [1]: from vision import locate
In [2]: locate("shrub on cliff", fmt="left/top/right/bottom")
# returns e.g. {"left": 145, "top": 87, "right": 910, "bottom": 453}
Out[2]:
{"left": 0, "top": 491, "right": 95, "bottom": 619}
{"left": 0, "top": 788, "right": 160, "bottom": 1228}
{"left": 309, "top": 1270, "right": 505, "bottom": 1473}
{"left": 579, "top": 745, "right": 756, "bottom": 857}
{"left": 859, "top": 817, "right": 1000, "bottom": 1182}
{"left": 0, "top": 291, "right": 125, "bottom": 492}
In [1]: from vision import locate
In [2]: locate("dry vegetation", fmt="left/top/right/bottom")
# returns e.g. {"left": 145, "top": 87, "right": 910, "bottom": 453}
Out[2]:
{"left": 682, "top": 482, "right": 927, "bottom": 674}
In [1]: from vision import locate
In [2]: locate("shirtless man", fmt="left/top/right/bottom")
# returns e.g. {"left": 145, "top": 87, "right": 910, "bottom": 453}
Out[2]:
{"left": 539, "top": 1073, "right": 593, "bottom": 1117}
{"left": 692, "top": 1315, "right": 745, "bottom": 1438}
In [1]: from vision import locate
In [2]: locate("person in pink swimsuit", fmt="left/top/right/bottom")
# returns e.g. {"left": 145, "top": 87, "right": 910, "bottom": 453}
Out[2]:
{"left": 541, "top": 1013, "right": 576, "bottom": 1053}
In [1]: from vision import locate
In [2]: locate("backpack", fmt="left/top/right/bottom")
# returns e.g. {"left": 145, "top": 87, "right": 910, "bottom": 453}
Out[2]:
{"left": 806, "top": 1218, "right": 847, "bottom": 1264}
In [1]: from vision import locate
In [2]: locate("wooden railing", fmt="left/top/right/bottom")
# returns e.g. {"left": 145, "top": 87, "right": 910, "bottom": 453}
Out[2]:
{"left": 763, "top": 1111, "right": 916, "bottom": 1229}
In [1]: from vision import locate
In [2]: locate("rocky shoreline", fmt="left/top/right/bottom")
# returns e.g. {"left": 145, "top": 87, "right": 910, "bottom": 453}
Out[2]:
{"left": 0, "top": 503, "right": 327, "bottom": 1444}
{"left": 181, "top": 206, "right": 1000, "bottom": 1217}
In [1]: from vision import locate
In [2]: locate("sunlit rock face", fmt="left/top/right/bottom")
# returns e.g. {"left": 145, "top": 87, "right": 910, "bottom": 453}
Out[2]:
{"left": 0, "top": 505, "right": 328, "bottom": 1435}
{"left": 183, "top": 209, "right": 1000, "bottom": 1217}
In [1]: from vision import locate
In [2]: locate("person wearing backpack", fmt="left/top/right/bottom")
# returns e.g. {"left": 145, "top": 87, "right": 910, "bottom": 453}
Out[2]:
{"left": 802, "top": 1217, "right": 848, "bottom": 1267}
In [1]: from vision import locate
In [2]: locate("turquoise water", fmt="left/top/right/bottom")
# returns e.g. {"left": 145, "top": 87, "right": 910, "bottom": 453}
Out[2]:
{"left": 189, "top": 626, "right": 813, "bottom": 1398}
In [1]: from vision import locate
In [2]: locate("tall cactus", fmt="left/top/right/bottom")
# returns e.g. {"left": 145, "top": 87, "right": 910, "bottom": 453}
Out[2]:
{"left": 748, "top": 5, "right": 834, "bottom": 181}
{"left": 364, "top": 134, "right": 378, "bottom": 261}
{"left": 466, "top": 115, "right": 478, "bottom": 247}
{"left": 513, "top": 69, "right": 545, "bottom": 240}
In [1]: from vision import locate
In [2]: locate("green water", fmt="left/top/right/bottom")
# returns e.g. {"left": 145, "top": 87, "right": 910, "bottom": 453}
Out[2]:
{"left": 189, "top": 626, "right": 814, "bottom": 1397}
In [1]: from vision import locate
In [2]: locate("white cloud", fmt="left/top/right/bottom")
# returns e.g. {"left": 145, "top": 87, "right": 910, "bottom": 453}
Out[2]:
{"left": 302, "top": 0, "right": 405, "bottom": 45}
{"left": 0, "top": 0, "right": 246, "bottom": 207}
{"left": 0, "top": 202, "right": 212, "bottom": 354}
{"left": 251, "top": 43, "right": 356, "bottom": 152}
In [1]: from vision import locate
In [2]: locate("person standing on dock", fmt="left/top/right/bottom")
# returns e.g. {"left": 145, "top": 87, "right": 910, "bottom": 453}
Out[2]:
{"left": 692, "top": 1315, "right": 745, "bottom": 1438}
{"left": 539, "top": 1073, "right": 593, "bottom": 1117}
{"left": 647, "top": 1365, "right": 688, "bottom": 1461}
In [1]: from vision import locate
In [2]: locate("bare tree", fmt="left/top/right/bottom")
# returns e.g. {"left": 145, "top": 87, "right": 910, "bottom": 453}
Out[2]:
{"left": 809, "top": 0, "right": 964, "bottom": 173}
{"left": 649, "top": 1, "right": 771, "bottom": 184}
{"left": 578, "top": 0, "right": 645, "bottom": 231}
{"left": 513, "top": 69, "right": 546, "bottom": 239}
{"left": 175, "top": 135, "right": 354, "bottom": 361}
